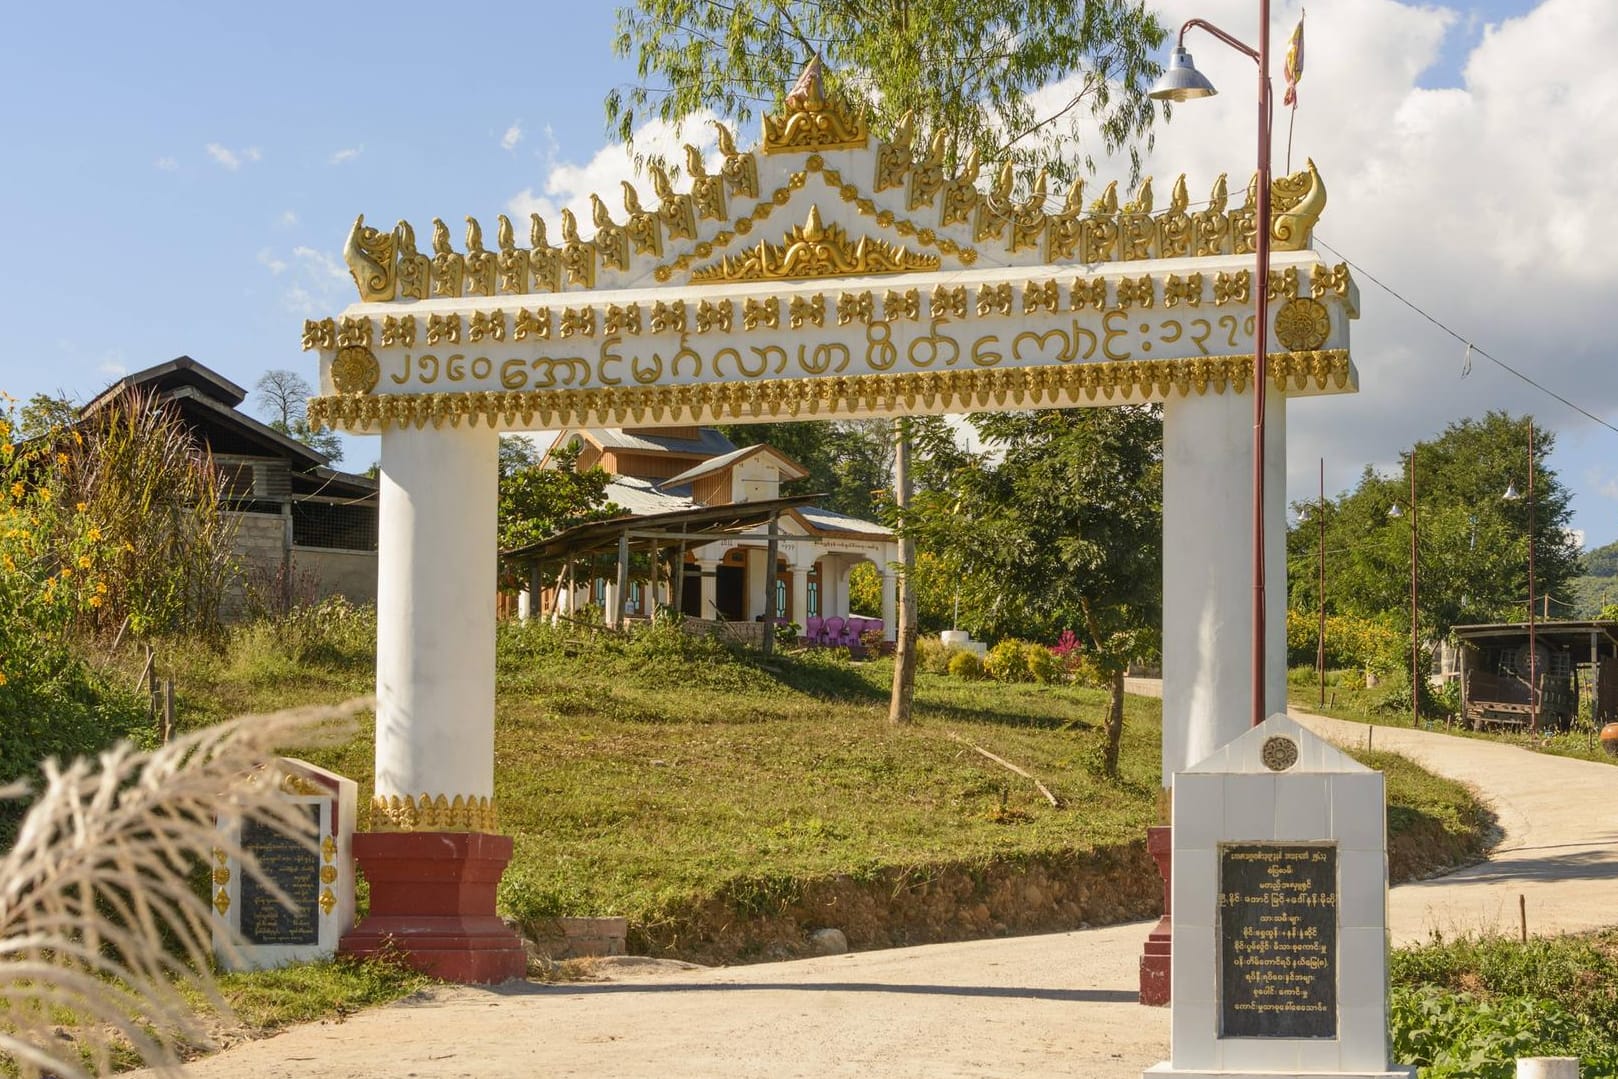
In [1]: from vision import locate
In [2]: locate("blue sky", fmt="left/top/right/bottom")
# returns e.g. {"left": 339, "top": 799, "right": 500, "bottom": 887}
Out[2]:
{"left": 4, "top": 0, "right": 1614, "bottom": 557}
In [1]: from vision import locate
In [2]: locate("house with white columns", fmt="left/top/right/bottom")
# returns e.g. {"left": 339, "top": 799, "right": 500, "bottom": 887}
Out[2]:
{"left": 512, "top": 426, "right": 899, "bottom": 640}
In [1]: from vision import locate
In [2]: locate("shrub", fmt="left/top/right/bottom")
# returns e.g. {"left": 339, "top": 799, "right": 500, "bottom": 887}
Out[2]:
{"left": 1286, "top": 608, "right": 1405, "bottom": 676}
{"left": 916, "top": 636, "right": 961, "bottom": 675}
{"left": 983, "top": 639, "right": 1032, "bottom": 683}
{"left": 947, "top": 650, "right": 985, "bottom": 680}
{"left": 1024, "top": 643, "right": 1062, "bottom": 684}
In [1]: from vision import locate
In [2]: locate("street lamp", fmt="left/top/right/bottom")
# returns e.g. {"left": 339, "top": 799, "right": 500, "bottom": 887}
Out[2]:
{"left": 1150, "top": 11, "right": 1274, "bottom": 728}
{"left": 1387, "top": 451, "right": 1420, "bottom": 727}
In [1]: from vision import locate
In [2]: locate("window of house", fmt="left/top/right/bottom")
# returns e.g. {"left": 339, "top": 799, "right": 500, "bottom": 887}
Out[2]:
{"left": 292, "top": 502, "right": 378, "bottom": 551}
{"left": 807, "top": 581, "right": 820, "bottom": 619}
{"left": 774, "top": 578, "right": 786, "bottom": 617}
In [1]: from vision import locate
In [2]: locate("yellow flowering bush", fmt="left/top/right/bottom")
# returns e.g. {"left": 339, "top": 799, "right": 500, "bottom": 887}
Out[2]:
{"left": 1286, "top": 607, "right": 1405, "bottom": 676}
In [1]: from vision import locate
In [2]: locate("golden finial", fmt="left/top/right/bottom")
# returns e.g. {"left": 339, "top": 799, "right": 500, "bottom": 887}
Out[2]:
{"left": 650, "top": 162, "right": 676, "bottom": 201}
{"left": 431, "top": 217, "right": 452, "bottom": 255}
{"left": 1125, "top": 176, "right": 1153, "bottom": 214}
{"left": 396, "top": 219, "right": 417, "bottom": 251}
{"left": 784, "top": 53, "right": 825, "bottom": 111}
{"left": 804, "top": 204, "right": 826, "bottom": 242}
{"left": 1209, "top": 173, "right": 1229, "bottom": 213}
{"left": 1062, "top": 177, "right": 1086, "bottom": 214}
{"left": 1022, "top": 169, "right": 1048, "bottom": 208}
{"left": 891, "top": 110, "right": 916, "bottom": 152}
{"left": 465, "top": 216, "right": 486, "bottom": 252}
{"left": 496, "top": 213, "right": 516, "bottom": 252}
{"left": 685, "top": 144, "right": 708, "bottom": 178}
{"left": 923, "top": 128, "right": 948, "bottom": 166}
{"left": 622, "top": 180, "right": 645, "bottom": 214}
{"left": 990, "top": 160, "right": 1014, "bottom": 201}
{"left": 714, "top": 121, "right": 739, "bottom": 157}
{"left": 530, "top": 212, "right": 549, "bottom": 248}
{"left": 1170, "top": 174, "right": 1189, "bottom": 213}
{"left": 1243, "top": 171, "right": 1260, "bottom": 209}
{"left": 591, "top": 193, "right": 616, "bottom": 229}
{"left": 1090, "top": 180, "right": 1118, "bottom": 215}
{"left": 560, "top": 207, "right": 581, "bottom": 243}
{"left": 958, "top": 148, "right": 981, "bottom": 185}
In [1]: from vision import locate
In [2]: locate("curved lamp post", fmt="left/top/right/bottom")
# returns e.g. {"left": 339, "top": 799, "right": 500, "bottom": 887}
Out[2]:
{"left": 1151, "top": 12, "right": 1273, "bottom": 728}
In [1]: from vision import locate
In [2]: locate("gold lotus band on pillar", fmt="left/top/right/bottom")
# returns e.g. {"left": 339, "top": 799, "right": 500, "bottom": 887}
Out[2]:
{"left": 371, "top": 793, "right": 499, "bottom": 834}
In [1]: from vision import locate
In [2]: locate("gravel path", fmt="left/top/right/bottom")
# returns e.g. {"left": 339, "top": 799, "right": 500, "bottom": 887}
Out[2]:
{"left": 166, "top": 706, "right": 1618, "bottom": 1079}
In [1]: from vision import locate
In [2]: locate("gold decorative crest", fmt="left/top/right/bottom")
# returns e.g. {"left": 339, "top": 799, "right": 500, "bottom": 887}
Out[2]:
{"left": 319, "top": 888, "right": 337, "bottom": 916}
{"left": 762, "top": 55, "right": 867, "bottom": 154}
{"left": 690, "top": 204, "right": 939, "bottom": 283}
{"left": 331, "top": 347, "right": 381, "bottom": 394}
{"left": 1274, "top": 297, "right": 1331, "bottom": 351}
{"left": 213, "top": 888, "right": 230, "bottom": 916}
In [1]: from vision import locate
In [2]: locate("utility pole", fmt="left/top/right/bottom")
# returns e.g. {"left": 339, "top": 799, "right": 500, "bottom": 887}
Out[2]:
{"left": 888, "top": 420, "right": 917, "bottom": 725}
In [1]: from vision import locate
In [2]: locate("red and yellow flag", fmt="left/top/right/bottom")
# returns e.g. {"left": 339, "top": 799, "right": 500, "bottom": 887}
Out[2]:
{"left": 1282, "top": 11, "right": 1306, "bottom": 107}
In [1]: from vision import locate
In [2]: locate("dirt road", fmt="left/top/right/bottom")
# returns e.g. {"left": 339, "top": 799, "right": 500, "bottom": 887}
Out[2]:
{"left": 166, "top": 709, "right": 1617, "bottom": 1078}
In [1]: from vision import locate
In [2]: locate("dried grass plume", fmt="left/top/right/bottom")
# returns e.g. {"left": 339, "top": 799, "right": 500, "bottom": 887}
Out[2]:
{"left": 0, "top": 698, "right": 372, "bottom": 1078}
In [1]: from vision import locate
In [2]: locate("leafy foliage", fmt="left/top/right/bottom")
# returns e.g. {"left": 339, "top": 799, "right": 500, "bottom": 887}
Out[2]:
{"left": 1288, "top": 412, "right": 1584, "bottom": 636}
{"left": 608, "top": 0, "right": 1167, "bottom": 184}
{"left": 497, "top": 436, "right": 619, "bottom": 554}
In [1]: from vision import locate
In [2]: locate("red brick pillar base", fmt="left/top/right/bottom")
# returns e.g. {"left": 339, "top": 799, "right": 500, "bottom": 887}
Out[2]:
{"left": 340, "top": 831, "right": 526, "bottom": 984}
{"left": 1138, "top": 824, "right": 1172, "bottom": 1006}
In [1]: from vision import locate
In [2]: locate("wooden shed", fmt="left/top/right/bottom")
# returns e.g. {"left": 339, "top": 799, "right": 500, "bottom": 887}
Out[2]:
{"left": 1452, "top": 620, "right": 1618, "bottom": 731}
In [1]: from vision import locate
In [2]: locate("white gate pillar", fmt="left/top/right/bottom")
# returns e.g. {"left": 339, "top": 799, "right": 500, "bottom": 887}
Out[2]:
{"left": 343, "top": 419, "right": 524, "bottom": 983}
{"left": 1161, "top": 390, "right": 1288, "bottom": 788}
{"left": 789, "top": 564, "right": 810, "bottom": 628}
{"left": 745, "top": 547, "right": 769, "bottom": 620}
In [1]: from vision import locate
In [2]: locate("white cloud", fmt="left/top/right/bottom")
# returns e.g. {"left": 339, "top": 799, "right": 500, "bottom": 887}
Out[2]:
{"left": 96, "top": 350, "right": 127, "bottom": 378}
{"left": 279, "top": 210, "right": 298, "bottom": 227}
{"left": 205, "top": 143, "right": 261, "bottom": 170}
{"left": 330, "top": 146, "right": 362, "bottom": 165}
{"left": 277, "top": 247, "right": 352, "bottom": 316}
{"left": 501, "top": 123, "right": 523, "bottom": 151}
{"left": 154, "top": 156, "right": 178, "bottom": 171}
{"left": 257, "top": 248, "right": 288, "bottom": 275}
{"left": 508, "top": 113, "right": 722, "bottom": 235}
{"left": 1127, "top": 0, "right": 1618, "bottom": 545}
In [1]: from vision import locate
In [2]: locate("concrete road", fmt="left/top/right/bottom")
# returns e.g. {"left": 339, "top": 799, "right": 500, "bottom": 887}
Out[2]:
{"left": 167, "top": 708, "right": 1617, "bottom": 1079}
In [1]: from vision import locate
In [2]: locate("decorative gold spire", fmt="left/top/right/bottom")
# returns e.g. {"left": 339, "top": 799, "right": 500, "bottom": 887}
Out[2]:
{"left": 762, "top": 56, "right": 867, "bottom": 154}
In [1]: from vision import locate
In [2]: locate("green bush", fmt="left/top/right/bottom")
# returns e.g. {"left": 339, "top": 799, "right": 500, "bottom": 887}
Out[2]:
{"left": 917, "top": 636, "right": 962, "bottom": 675}
{"left": 1286, "top": 608, "right": 1405, "bottom": 675}
{"left": 983, "top": 639, "right": 1032, "bottom": 682}
{"left": 1024, "top": 643, "right": 1062, "bottom": 685}
{"left": 947, "top": 650, "right": 985, "bottom": 680}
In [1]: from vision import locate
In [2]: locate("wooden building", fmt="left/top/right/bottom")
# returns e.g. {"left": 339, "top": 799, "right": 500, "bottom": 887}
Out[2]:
{"left": 1451, "top": 620, "right": 1618, "bottom": 730}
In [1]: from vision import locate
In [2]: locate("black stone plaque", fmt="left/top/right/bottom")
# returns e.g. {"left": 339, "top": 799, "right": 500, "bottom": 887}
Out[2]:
{"left": 1218, "top": 843, "right": 1337, "bottom": 1039}
{"left": 240, "top": 804, "right": 321, "bottom": 947}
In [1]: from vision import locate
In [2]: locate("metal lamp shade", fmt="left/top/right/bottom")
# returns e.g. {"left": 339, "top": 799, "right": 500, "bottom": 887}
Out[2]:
{"left": 1149, "top": 46, "right": 1219, "bottom": 101}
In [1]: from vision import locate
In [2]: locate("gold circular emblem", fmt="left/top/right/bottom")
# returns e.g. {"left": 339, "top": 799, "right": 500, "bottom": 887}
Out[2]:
{"left": 1273, "top": 297, "right": 1331, "bottom": 351}
{"left": 1261, "top": 735, "right": 1300, "bottom": 772}
{"left": 331, "top": 346, "right": 381, "bottom": 394}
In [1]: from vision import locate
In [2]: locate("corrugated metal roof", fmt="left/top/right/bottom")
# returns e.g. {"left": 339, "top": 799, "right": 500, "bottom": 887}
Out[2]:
{"left": 586, "top": 427, "right": 737, "bottom": 456}
{"left": 603, "top": 476, "right": 695, "bottom": 516}
{"left": 797, "top": 506, "right": 892, "bottom": 537}
{"left": 660, "top": 444, "right": 809, "bottom": 490}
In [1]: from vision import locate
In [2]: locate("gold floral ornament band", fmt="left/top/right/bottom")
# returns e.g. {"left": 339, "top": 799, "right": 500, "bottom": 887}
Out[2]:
{"left": 371, "top": 793, "right": 499, "bottom": 833}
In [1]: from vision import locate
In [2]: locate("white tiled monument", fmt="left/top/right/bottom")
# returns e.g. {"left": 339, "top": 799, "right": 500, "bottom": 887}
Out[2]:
{"left": 1145, "top": 715, "right": 1414, "bottom": 1079}
{"left": 212, "top": 758, "right": 357, "bottom": 971}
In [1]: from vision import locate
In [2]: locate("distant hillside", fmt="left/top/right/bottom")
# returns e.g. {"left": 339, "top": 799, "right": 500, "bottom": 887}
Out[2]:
{"left": 1575, "top": 539, "right": 1618, "bottom": 617}
{"left": 1587, "top": 539, "right": 1618, "bottom": 579}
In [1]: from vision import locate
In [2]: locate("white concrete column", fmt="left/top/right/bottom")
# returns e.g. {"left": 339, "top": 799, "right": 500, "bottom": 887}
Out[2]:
{"left": 789, "top": 565, "right": 809, "bottom": 628}
{"left": 697, "top": 559, "right": 719, "bottom": 619}
{"left": 880, "top": 571, "right": 897, "bottom": 641}
{"left": 1161, "top": 390, "right": 1288, "bottom": 788}
{"left": 516, "top": 588, "right": 532, "bottom": 621}
{"left": 745, "top": 547, "right": 769, "bottom": 620}
{"left": 375, "top": 422, "right": 498, "bottom": 804}
{"left": 604, "top": 578, "right": 621, "bottom": 624}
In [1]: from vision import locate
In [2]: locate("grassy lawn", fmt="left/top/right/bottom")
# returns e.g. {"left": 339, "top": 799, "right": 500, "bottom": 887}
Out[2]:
{"left": 1288, "top": 665, "right": 1617, "bottom": 767}
{"left": 126, "top": 614, "right": 1492, "bottom": 959}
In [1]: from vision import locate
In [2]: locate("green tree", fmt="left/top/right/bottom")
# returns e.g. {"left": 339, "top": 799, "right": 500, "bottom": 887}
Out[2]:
{"left": 908, "top": 407, "right": 1163, "bottom": 776}
{"left": 717, "top": 419, "right": 896, "bottom": 521}
{"left": 609, "top": 0, "right": 1167, "bottom": 182}
{"left": 254, "top": 369, "right": 343, "bottom": 465}
{"left": 497, "top": 437, "right": 619, "bottom": 554}
{"left": 18, "top": 393, "right": 77, "bottom": 440}
{"left": 1288, "top": 413, "right": 1585, "bottom": 639}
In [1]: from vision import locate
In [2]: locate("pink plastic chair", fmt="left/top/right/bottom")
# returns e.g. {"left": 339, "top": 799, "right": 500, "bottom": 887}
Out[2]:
{"left": 805, "top": 616, "right": 824, "bottom": 645}
{"left": 823, "top": 616, "right": 846, "bottom": 647}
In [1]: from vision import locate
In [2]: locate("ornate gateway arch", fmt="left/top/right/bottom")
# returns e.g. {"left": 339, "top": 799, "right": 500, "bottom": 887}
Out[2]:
{"left": 307, "top": 68, "right": 1358, "bottom": 981}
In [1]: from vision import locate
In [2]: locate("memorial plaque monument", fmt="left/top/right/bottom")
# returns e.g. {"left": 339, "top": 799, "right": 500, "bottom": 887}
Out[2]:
{"left": 1144, "top": 715, "right": 1413, "bottom": 1079}
{"left": 1218, "top": 843, "right": 1336, "bottom": 1039}
{"left": 213, "top": 758, "right": 357, "bottom": 971}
